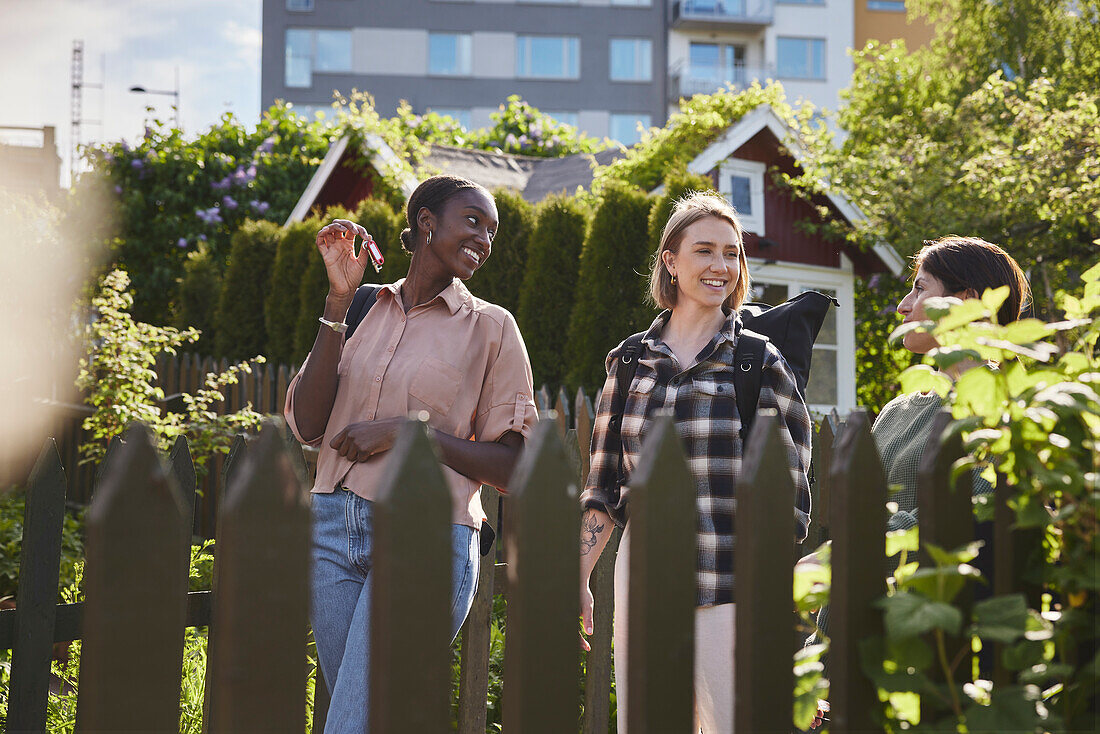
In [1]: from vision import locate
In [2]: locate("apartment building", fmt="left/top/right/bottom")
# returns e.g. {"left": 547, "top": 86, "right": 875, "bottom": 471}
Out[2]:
{"left": 261, "top": 0, "right": 926, "bottom": 143}
{"left": 261, "top": 0, "right": 668, "bottom": 144}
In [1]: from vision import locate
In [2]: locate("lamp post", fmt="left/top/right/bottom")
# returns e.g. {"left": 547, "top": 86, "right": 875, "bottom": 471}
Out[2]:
{"left": 129, "top": 66, "right": 180, "bottom": 129}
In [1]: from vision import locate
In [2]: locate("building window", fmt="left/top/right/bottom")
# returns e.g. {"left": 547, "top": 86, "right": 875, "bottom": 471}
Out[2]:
{"left": 285, "top": 29, "right": 352, "bottom": 88}
{"left": 287, "top": 0, "right": 314, "bottom": 10}
{"left": 719, "top": 158, "right": 765, "bottom": 235}
{"left": 777, "top": 0, "right": 824, "bottom": 4}
{"left": 429, "top": 33, "right": 472, "bottom": 76}
{"left": 688, "top": 42, "right": 746, "bottom": 85}
{"left": 610, "top": 39, "right": 652, "bottom": 82}
{"left": 609, "top": 114, "right": 651, "bottom": 145}
{"left": 610, "top": 0, "right": 651, "bottom": 6}
{"left": 777, "top": 37, "right": 825, "bottom": 80}
{"left": 868, "top": 0, "right": 906, "bottom": 10}
{"left": 516, "top": 36, "right": 579, "bottom": 79}
{"left": 429, "top": 108, "right": 472, "bottom": 130}
{"left": 545, "top": 111, "right": 579, "bottom": 127}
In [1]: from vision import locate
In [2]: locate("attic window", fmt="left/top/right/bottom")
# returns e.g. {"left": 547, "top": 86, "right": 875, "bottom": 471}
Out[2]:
{"left": 719, "top": 158, "right": 766, "bottom": 235}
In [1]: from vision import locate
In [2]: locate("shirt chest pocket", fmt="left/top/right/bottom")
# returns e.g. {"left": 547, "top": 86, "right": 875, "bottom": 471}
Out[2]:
{"left": 408, "top": 357, "right": 464, "bottom": 416}
{"left": 692, "top": 376, "right": 739, "bottom": 422}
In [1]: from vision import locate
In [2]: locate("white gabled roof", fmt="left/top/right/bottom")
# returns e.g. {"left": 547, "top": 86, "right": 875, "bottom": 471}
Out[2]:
{"left": 284, "top": 134, "right": 417, "bottom": 225}
{"left": 661, "top": 104, "right": 904, "bottom": 276}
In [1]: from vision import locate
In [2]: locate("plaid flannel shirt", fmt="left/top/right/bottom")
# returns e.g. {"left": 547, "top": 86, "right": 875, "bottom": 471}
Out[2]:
{"left": 580, "top": 309, "right": 812, "bottom": 606}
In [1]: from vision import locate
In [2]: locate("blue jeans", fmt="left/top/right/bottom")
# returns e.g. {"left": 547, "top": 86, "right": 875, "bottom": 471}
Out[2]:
{"left": 310, "top": 489, "right": 480, "bottom": 734}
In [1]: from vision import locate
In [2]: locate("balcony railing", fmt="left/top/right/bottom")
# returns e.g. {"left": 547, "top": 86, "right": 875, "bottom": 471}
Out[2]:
{"left": 668, "top": 62, "right": 776, "bottom": 101}
{"left": 671, "top": 0, "right": 775, "bottom": 30}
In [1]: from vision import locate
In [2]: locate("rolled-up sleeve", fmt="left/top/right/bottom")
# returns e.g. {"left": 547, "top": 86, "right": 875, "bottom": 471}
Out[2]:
{"left": 473, "top": 312, "right": 538, "bottom": 443}
{"left": 758, "top": 347, "right": 813, "bottom": 542}
{"left": 283, "top": 353, "right": 326, "bottom": 447}
{"left": 580, "top": 351, "right": 630, "bottom": 527}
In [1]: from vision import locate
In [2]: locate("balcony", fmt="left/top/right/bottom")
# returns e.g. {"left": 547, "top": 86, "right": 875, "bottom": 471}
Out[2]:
{"left": 671, "top": 0, "right": 774, "bottom": 31}
{"left": 668, "top": 62, "right": 776, "bottom": 102}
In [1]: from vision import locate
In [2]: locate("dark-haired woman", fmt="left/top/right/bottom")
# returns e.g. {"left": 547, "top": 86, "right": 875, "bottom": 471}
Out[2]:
{"left": 578, "top": 192, "right": 812, "bottom": 733}
{"left": 801, "top": 235, "right": 1031, "bottom": 730}
{"left": 284, "top": 175, "right": 538, "bottom": 733}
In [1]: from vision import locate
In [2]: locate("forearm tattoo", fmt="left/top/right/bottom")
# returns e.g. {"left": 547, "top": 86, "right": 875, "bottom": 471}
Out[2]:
{"left": 580, "top": 510, "right": 606, "bottom": 557}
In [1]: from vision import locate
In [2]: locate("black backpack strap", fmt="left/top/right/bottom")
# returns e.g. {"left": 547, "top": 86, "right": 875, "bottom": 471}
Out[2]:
{"left": 612, "top": 333, "right": 646, "bottom": 488}
{"left": 733, "top": 330, "right": 768, "bottom": 444}
{"left": 344, "top": 284, "right": 382, "bottom": 340}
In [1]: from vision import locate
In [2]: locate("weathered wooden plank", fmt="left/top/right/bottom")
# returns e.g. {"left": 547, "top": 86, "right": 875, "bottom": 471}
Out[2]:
{"left": 554, "top": 386, "right": 570, "bottom": 437}
{"left": 370, "top": 419, "right": 453, "bottom": 733}
{"left": 7, "top": 439, "right": 67, "bottom": 733}
{"left": 575, "top": 388, "right": 594, "bottom": 485}
{"left": 536, "top": 385, "right": 552, "bottom": 412}
{"left": 626, "top": 413, "right": 697, "bottom": 733}
{"left": 276, "top": 364, "right": 291, "bottom": 415}
{"left": 735, "top": 412, "right": 796, "bottom": 732}
{"left": 169, "top": 435, "right": 198, "bottom": 538}
{"left": 76, "top": 424, "right": 189, "bottom": 732}
{"left": 261, "top": 363, "right": 276, "bottom": 415}
{"left": 206, "top": 420, "right": 309, "bottom": 731}
{"left": 458, "top": 487, "right": 501, "bottom": 734}
{"left": 828, "top": 409, "right": 886, "bottom": 734}
{"left": 809, "top": 417, "right": 835, "bottom": 548}
{"left": 503, "top": 421, "right": 580, "bottom": 734}
{"left": 581, "top": 525, "right": 620, "bottom": 734}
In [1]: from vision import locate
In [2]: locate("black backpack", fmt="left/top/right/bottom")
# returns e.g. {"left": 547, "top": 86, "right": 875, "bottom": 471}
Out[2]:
{"left": 607, "top": 290, "right": 837, "bottom": 483}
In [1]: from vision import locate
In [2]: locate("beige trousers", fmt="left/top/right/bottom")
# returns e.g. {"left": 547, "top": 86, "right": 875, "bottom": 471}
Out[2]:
{"left": 613, "top": 525, "right": 737, "bottom": 734}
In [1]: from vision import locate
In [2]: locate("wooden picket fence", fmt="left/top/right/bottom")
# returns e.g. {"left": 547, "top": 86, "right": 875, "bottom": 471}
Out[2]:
{"left": 1, "top": 383, "right": 1038, "bottom": 732}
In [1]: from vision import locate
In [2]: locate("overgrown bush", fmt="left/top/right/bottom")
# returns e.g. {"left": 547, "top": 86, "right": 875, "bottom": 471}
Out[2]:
{"left": 0, "top": 492, "right": 84, "bottom": 603}
{"left": 213, "top": 220, "right": 282, "bottom": 360}
{"left": 77, "top": 269, "right": 264, "bottom": 475}
{"left": 517, "top": 194, "right": 589, "bottom": 388}
{"left": 566, "top": 182, "right": 654, "bottom": 390}
{"left": 265, "top": 220, "right": 316, "bottom": 365}
{"left": 293, "top": 206, "right": 355, "bottom": 361}
{"left": 465, "top": 189, "right": 536, "bottom": 315}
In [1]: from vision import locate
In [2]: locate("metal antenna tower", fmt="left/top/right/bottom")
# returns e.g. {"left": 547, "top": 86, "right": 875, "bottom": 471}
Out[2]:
{"left": 70, "top": 39, "right": 83, "bottom": 185}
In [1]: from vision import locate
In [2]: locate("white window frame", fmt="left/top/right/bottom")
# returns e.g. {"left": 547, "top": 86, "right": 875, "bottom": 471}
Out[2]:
{"left": 609, "top": 113, "right": 651, "bottom": 145}
{"left": 776, "top": 37, "right": 826, "bottom": 80}
{"left": 746, "top": 260, "right": 857, "bottom": 416}
{"left": 285, "top": 28, "right": 351, "bottom": 88}
{"left": 719, "top": 158, "right": 766, "bottom": 235}
{"left": 287, "top": 0, "right": 314, "bottom": 11}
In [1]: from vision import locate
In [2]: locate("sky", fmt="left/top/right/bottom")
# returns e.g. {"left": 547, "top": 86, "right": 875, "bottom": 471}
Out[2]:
{"left": 0, "top": 0, "right": 263, "bottom": 186}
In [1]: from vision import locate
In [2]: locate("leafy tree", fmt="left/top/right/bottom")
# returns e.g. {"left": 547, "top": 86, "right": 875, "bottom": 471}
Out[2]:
{"left": 76, "top": 269, "right": 264, "bottom": 475}
{"left": 293, "top": 206, "right": 355, "bottom": 361}
{"left": 646, "top": 166, "right": 717, "bottom": 253}
{"left": 213, "top": 220, "right": 282, "bottom": 360}
{"left": 566, "top": 182, "right": 654, "bottom": 390}
{"left": 517, "top": 194, "right": 590, "bottom": 388}
{"left": 465, "top": 188, "right": 536, "bottom": 315}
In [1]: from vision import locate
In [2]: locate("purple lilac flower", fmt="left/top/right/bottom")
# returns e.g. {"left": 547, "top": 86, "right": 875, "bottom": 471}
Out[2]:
{"left": 198, "top": 234, "right": 207, "bottom": 242}
{"left": 868, "top": 274, "right": 882, "bottom": 290}
{"left": 878, "top": 307, "right": 895, "bottom": 317}
{"left": 196, "top": 207, "right": 223, "bottom": 225}
{"left": 250, "top": 200, "right": 270, "bottom": 214}
{"left": 144, "top": 125, "right": 153, "bottom": 139}
{"left": 529, "top": 122, "right": 543, "bottom": 139}
{"left": 257, "top": 136, "right": 276, "bottom": 155}
{"left": 104, "top": 151, "right": 115, "bottom": 164}
{"left": 120, "top": 140, "right": 131, "bottom": 153}
{"left": 231, "top": 167, "right": 250, "bottom": 186}
{"left": 504, "top": 133, "right": 518, "bottom": 148}
{"left": 222, "top": 195, "right": 238, "bottom": 210}
{"left": 246, "top": 164, "right": 257, "bottom": 179}
{"left": 130, "top": 159, "right": 143, "bottom": 170}
{"left": 211, "top": 176, "right": 231, "bottom": 190}
{"left": 114, "top": 185, "right": 123, "bottom": 194}
{"left": 176, "top": 237, "right": 188, "bottom": 248}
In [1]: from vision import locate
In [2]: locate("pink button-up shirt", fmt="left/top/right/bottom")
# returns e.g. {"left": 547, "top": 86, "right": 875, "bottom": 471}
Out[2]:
{"left": 285, "top": 278, "right": 538, "bottom": 527}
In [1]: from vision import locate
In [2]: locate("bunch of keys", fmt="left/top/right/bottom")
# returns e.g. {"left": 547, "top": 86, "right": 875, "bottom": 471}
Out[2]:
{"left": 363, "top": 234, "right": 384, "bottom": 273}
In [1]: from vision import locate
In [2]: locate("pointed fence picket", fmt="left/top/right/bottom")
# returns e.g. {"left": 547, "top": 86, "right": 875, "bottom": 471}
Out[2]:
{"left": 4, "top": 379, "right": 1050, "bottom": 733}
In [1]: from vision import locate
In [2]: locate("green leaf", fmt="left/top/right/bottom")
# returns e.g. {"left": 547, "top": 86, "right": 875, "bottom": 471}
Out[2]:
{"left": 885, "top": 527, "right": 919, "bottom": 556}
{"left": 971, "top": 594, "right": 1028, "bottom": 643}
{"left": 980, "top": 285, "right": 1010, "bottom": 315}
{"left": 954, "top": 366, "right": 1006, "bottom": 416}
{"left": 964, "top": 686, "right": 1043, "bottom": 733}
{"left": 929, "top": 297, "right": 988, "bottom": 331}
{"left": 925, "top": 540, "right": 983, "bottom": 567}
{"left": 899, "top": 365, "right": 953, "bottom": 397}
{"left": 877, "top": 592, "right": 963, "bottom": 638}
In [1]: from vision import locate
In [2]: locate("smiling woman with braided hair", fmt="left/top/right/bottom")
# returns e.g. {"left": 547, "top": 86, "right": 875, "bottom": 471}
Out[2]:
{"left": 284, "top": 175, "right": 538, "bottom": 733}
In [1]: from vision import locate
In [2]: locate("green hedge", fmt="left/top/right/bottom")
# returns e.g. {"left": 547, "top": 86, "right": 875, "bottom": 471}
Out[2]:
{"left": 517, "top": 194, "right": 589, "bottom": 389}
{"left": 213, "top": 220, "right": 282, "bottom": 359}
{"left": 354, "top": 197, "right": 406, "bottom": 283}
{"left": 464, "top": 188, "right": 535, "bottom": 315}
{"left": 565, "top": 182, "right": 654, "bottom": 390}
{"left": 174, "top": 246, "right": 223, "bottom": 355}
{"left": 265, "top": 220, "right": 315, "bottom": 365}
{"left": 292, "top": 205, "right": 354, "bottom": 362}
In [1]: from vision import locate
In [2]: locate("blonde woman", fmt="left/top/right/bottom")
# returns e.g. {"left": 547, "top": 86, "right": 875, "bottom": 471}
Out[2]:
{"left": 578, "top": 192, "right": 812, "bottom": 732}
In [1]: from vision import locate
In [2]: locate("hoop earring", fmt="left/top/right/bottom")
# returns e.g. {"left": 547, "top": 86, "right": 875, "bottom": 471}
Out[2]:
{"left": 426, "top": 230, "right": 433, "bottom": 247}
